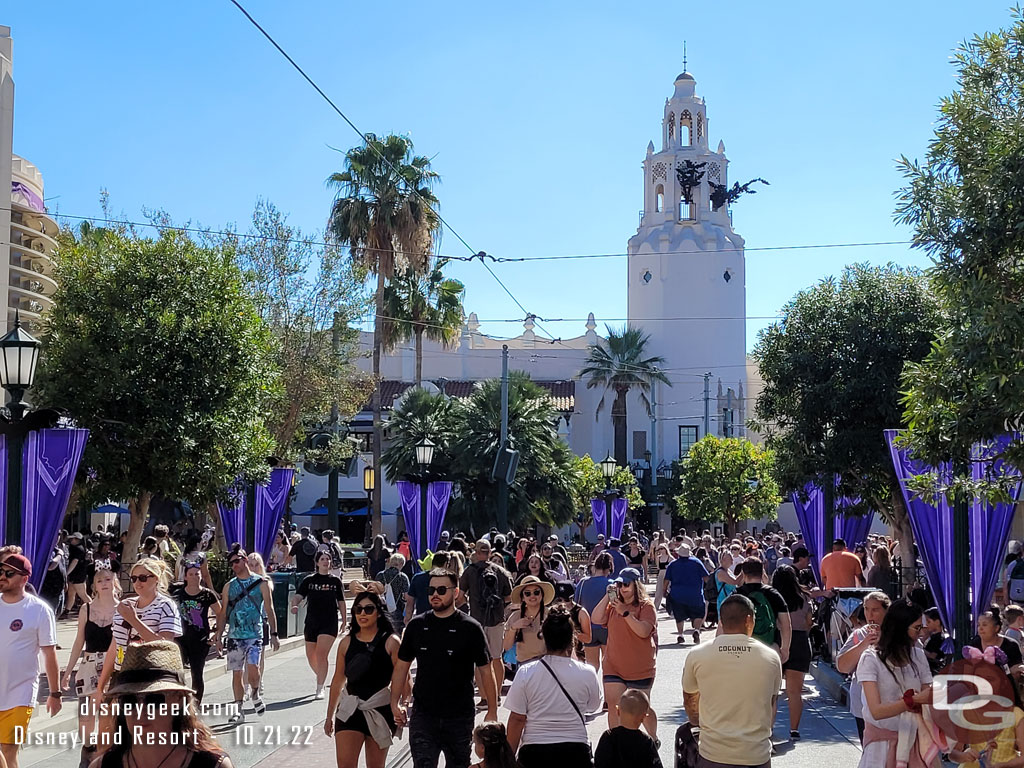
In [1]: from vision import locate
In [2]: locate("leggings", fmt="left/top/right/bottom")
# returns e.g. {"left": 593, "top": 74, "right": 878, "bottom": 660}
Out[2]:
{"left": 178, "top": 634, "right": 211, "bottom": 703}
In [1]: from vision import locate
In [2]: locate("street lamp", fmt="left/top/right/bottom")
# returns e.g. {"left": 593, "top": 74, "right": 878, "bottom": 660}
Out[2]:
{"left": 414, "top": 438, "right": 436, "bottom": 566}
{"left": 0, "top": 313, "right": 41, "bottom": 547}
{"left": 363, "top": 463, "right": 374, "bottom": 511}
{"left": 596, "top": 453, "right": 620, "bottom": 541}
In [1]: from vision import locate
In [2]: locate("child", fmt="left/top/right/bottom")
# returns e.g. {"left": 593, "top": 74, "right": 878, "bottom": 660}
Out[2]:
{"left": 472, "top": 721, "right": 520, "bottom": 768}
{"left": 921, "top": 607, "right": 955, "bottom": 675}
{"left": 1005, "top": 604, "right": 1024, "bottom": 652}
{"left": 594, "top": 689, "right": 663, "bottom": 768}
{"left": 948, "top": 683, "right": 1024, "bottom": 768}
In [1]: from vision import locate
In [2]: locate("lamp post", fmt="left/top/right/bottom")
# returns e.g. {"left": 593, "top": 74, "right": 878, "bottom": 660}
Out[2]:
{"left": 363, "top": 465, "right": 374, "bottom": 513}
{"left": 414, "top": 438, "right": 436, "bottom": 565}
{"left": 0, "top": 314, "right": 41, "bottom": 547}
{"left": 597, "top": 453, "right": 620, "bottom": 541}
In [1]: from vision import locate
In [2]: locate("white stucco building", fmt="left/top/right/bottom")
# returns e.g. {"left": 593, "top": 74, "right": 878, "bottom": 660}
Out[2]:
{"left": 293, "top": 68, "right": 750, "bottom": 539}
{"left": 0, "top": 27, "right": 57, "bottom": 331}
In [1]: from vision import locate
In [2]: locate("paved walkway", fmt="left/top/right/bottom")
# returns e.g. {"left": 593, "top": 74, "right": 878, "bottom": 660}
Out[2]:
{"left": 23, "top": 593, "right": 865, "bottom": 768}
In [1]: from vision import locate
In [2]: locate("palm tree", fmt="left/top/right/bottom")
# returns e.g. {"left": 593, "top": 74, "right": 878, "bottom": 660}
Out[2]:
{"left": 579, "top": 325, "right": 671, "bottom": 466}
{"left": 327, "top": 134, "right": 440, "bottom": 536}
{"left": 380, "top": 259, "right": 465, "bottom": 384}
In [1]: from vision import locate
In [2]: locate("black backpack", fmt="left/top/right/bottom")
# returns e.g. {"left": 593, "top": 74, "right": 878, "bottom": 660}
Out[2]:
{"left": 703, "top": 570, "right": 721, "bottom": 604}
{"left": 478, "top": 564, "right": 505, "bottom": 626}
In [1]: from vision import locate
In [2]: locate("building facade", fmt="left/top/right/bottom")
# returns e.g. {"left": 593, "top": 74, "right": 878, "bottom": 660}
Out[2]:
{"left": 0, "top": 27, "right": 57, "bottom": 331}
{"left": 293, "top": 68, "right": 751, "bottom": 539}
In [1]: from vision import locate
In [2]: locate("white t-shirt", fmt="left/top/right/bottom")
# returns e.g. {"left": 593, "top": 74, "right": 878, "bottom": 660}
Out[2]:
{"left": 111, "top": 593, "right": 182, "bottom": 669}
{"left": 504, "top": 654, "right": 603, "bottom": 745}
{"left": 839, "top": 626, "right": 872, "bottom": 718}
{"left": 857, "top": 645, "right": 931, "bottom": 731}
{"left": 682, "top": 633, "right": 782, "bottom": 766}
{"left": 0, "top": 593, "right": 57, "bottom": 709}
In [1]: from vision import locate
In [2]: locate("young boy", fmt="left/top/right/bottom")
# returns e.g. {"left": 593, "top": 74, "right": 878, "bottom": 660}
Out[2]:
{"left": 1004, "top": 604, "right": 1024, "bottom": 651}
{"left": 594, "top": 689, "right": 663, "bottom": 768}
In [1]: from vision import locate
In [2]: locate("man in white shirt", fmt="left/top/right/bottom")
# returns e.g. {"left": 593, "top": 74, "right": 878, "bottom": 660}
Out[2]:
{"left": 0, "top": 554, "right": 60, "bottom": 768}
{"left": 682, "top": 594, "right": 782, "bottom": 768}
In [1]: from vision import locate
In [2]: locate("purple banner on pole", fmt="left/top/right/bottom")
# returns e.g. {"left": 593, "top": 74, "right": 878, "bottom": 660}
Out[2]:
{"left": 970, "top": 435, "right": 1022, "bottom": 619}
{"left": 425, "top": 482, "right": 453, "bottom": 555}
{"left": 791, "top": 484, "right": 825, "bottom": 583}
{"left": 611, "top": 497, "right": 628, "bottom": 541}
{"left": 22, "top": 429, "right": 89, "bottom": 591}
{"left": 254, "top": 468, "right": 294, "bottom": 565}
{"left": 397, "top": 481, "right": 422, "bottom": 562}
{"left": 217, "top": 486, "right": 246, "bottom": 551}
{"left": 591, "top": 498, "right": 606, "bottom": 538}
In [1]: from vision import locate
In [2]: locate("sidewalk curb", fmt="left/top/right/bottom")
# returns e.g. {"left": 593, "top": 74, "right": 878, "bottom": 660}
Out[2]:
{"left": 33, "top": 635, "right": 307, "bottom": 737}
{"left": 809, "top": 659, "right": 850, "bottom": 707}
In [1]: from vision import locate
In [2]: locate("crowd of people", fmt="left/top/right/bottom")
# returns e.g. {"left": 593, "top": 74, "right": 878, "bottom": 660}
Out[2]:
{"left": 9, "top": 518, "right": 1024, "bottom": 768}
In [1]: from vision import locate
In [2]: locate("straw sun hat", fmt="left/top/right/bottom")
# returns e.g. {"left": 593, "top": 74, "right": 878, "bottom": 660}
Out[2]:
{"left": 107, "top": 640, "right": 193, "bottom": 696}
{"left": 511, "top": 575, "right": 554, "bottom": 605}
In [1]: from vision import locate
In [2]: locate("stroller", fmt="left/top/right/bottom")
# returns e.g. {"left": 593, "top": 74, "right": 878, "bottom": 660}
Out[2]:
{"left": 822, "top": 587, "right": 878, "bottom": 665}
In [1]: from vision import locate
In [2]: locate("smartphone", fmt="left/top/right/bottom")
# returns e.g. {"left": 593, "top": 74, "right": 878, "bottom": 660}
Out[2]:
{"left": 607, "top": 583, "right": 619, "bottom": 602}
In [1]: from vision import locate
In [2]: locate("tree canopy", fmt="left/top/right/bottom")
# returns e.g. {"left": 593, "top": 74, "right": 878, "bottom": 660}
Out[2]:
{"left": 896, "top": 11, "right": 1024, "bottom": 482}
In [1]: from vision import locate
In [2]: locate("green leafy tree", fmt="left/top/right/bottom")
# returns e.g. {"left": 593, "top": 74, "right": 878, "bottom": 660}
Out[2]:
{"left": 327, "top": 134, "right": 441, "bottom": 535}
{"left": 580, "top": 325, "right": 670, "bottom": 466}
{"left": 380, "top": 259, "right": 465, "bottom": 384}
{"left": 568, "top": 454, "right": 644, "bottom": 540}
{"left": 381, "top": 387, "right": 458, "bottom": 482}
{"left": 673, "top": 435, "right": 781, "bottom": 536}
{"left": 751, "top": 264, "right": 943, "bottom": 563}
{"left": 34, "top": 225, "right": 279, "bottom": 563}
{"left": 896, "top": 11, "right": 1024, "bottom": 486}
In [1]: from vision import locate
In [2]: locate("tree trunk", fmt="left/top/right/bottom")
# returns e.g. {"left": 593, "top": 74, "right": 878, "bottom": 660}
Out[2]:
{"left": 206, "top": 501, "right": 227, "bottom": 553}
{"left": 888, "top": 483, "right": 916, "bottom": 597}
{"left": 415, "top": 327, "right": 424, "bottom": 386}
{"left": 612, "top": 387, "right": 628, "bottom": 466}
{"left": 122, "top": 491, "right": 152, "bottom": 589}
{"left": 372, "top": 269, "right": 385, "bottom": 538}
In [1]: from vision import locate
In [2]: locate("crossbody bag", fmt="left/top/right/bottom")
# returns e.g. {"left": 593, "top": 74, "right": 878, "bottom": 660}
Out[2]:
{"left": 539, "top": 657, "right": 585, "bottom": 724}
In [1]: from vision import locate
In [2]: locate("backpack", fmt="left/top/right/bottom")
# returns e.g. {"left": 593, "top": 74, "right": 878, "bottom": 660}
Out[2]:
{"left": 748, "top": 589, "right": 777, "bottom": 646}
{"left": 327, "top": 542, "right": 344, "bottom": 570}
{"left": 301, "top": 537, "right": 318, "bottom": 559}
{"left": 478, "top": 564, "right": 505, "bottom": 627}
{"left": 1009, "top": 558, "right": 1024, "bottom": 602}
{"left": 703, "top": 570, "right": 721, "bottom": 604}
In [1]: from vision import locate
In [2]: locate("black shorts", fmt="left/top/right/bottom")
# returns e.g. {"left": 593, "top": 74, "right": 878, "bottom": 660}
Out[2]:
{"left": 783, "top": 629, "right": 812, "bottom": 673}
{"left": 668, "top": 597, "right": 706, "bottom": 622}
{"left": 304, "top": 618, "right": 339, "bottom": 642}
{"left": 335, "top": 705, "right": 395, "bottom": 737}
{"left": 602, "top": 674, "right": 654, "bottom": 689}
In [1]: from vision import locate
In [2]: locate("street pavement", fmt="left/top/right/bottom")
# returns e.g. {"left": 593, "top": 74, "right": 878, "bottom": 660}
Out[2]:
{"left": 22, "top": 592, "right": 866, "bottom": 768}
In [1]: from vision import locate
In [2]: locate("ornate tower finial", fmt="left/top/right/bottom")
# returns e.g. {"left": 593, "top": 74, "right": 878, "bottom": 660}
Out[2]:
{"left": 683, "top": 41, "right": 687, "bottom": 72}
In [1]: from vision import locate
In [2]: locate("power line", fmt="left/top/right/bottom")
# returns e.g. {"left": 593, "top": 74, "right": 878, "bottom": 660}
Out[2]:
{"left": 495, "top": 239, "right": 914, "bottom": 262}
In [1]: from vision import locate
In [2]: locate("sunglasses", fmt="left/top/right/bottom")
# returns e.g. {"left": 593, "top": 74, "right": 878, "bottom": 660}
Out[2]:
{"left": 353, "top": 604, "right": 377, "bottom": 615}
{"left": 130, "top": 573, "right": 153, "bottom": 583}
{"left": 0, "top": 568, "right": 21, "bottom": 579}
{"left": 426, "top": 586, "right": 451, "bottom": 596}
{"left": 118, "top": 693, "right": 167, "bottom": 709}
{"left": 229, "top": 558, "right": 245, "bottom": 565}
{"left": 522, "top": 589, "right": 542, "bottom": 598}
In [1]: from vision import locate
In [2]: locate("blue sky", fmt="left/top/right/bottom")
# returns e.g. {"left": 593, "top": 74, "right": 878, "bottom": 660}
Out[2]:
{"left": 3, "top": 1, "right": 1012, "bottom": 352}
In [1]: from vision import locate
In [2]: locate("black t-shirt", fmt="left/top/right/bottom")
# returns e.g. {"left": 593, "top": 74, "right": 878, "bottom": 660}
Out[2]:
{"left": 398, "top": 610, "right": 490, "bottom": 715}
{"left": 736, "top": 582, "right": 789, "bottom": 647}
{"left": 171, "top": 583, "right": 219, "bottom": 640}
{"left": 297, "top": 573, "right": 345, "bottom": 621}
{"left": 796, "top": 567, "right": 817, "bottom": 588}
{"left": 290, "top": 537, "right": 319, "bottom": 572}
{"left": 968, "top": 635, "right": 1024, "bottom": 669}
{"left": 67, "top": 543, "right": 88, "bottom": 583}
{"left": 594, "top": 726, "right": 663, "bottom": 768}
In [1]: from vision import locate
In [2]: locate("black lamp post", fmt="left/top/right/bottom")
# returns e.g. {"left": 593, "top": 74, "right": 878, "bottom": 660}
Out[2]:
{"left": 597, "top": 453, "right": 620, "bottom": 541}
{"left": 414, "top": 438, "right": 436, "bottom": 566}
{"left": 363, "top": 464, "right": 374, "bottom": 518}
{"left": 0, "top": 313, "right": 41, "bottom": 547}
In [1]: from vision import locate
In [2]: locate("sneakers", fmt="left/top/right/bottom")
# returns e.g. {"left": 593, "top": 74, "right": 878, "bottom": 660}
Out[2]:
{"left": 691, "top": 630, "right": 701, "bottom": 645}
{"left": 227, "top": 702, "right": 245, "bottom": 725}
{"left": 252, "top": 695, "right": 266, "bottom": 716}
{"left": 790, "top": 730, "right": 801, "bottom": 741}
{"left": 314, "top": 686, "right": 325, "bottom": 700}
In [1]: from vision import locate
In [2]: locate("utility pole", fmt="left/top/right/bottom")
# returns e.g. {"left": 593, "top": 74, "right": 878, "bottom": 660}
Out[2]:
{"left": 328, "top": 312, "right": 341, "bottom": 537}
{"left": 649, "top": 383, "right": 658, "bottom": 488}
{"left": 497, "top": 345, "right": 510, "bottom": 532}
{"left": 703, "top": 372, "right": 711, "bottom": 438}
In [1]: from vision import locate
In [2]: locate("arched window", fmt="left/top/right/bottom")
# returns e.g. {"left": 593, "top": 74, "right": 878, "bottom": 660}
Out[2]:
{"left": 655, "top": 184, "right": 664, "bottom": 213}
{"left": 696, "top": 114, "right": 703, "bottom": 143}
{"left": 667, "top": 113, "right": 675, "bottom": 144}
{"left": 679, "top": 195, "right": 693, "bottom": 221}
{"left": 680, "top": 110, "right": 693, "bottom": 147}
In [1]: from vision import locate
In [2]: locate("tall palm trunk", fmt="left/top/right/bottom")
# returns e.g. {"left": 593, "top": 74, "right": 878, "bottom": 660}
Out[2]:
{"left": 372, "top": 268, "right": 384, "bottom": 537}
{"left": 415, "top": 326, "right": 424, "bottom": 385}
{"left": 612, "top": 386, "right": 629, "bottom": 465}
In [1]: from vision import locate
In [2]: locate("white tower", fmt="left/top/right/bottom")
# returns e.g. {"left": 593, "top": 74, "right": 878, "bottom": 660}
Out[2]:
{"left": 627, "top": 68, "right": 748, "bottom": 468}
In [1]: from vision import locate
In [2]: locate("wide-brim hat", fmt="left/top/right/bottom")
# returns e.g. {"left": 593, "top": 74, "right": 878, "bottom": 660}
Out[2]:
{"left": 107, "top": 640, "right": 193, "bottom": 696}
{"left": 511, "top": 575, "right": 554, "bottom": 604}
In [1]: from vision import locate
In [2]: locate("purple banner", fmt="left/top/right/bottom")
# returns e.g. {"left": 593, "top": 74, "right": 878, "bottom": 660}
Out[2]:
{"left": 791, "top": 480, "right": 875, "bottom": 583}
{"left": 397, "top": 481, "right": 421, "bottom": 563}
{"left": 22, "top": 429, "right": 89, "bottom": 590}
{"left": 885, "top": 430, "right": 1022, "bottom": 636}
{"left": 425, "top": 481, "right": 452, "bottom": 556}
{"left": 591, "top": 498, "right": 607, "bottom": 538}
{"left": 11, "top": 181, "right": 45, "bottom": 213}
{"left": 255, "top": 468, "right": 294, "bottom": 564}
{"left": 0, "top": 434, "right": 6, "bottom": 548}
{"left": 217, "top": 485, "right": 246, "bottom": 551}
{"left": 611, "top": 497, "right": 628, "bottom": 540}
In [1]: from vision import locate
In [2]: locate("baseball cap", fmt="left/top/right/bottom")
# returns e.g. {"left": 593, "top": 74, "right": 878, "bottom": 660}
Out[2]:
{"left": 69, "top": 531, "right": 84, "bottom": 540}
{"left": 2, "top": 554, "right": 31, "bottom": 576}
{"left": 615, "top": 567, "right": 642, "bottom": 584}
{"left": 547, "top": 535, "right": 558, "bottom": 542}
